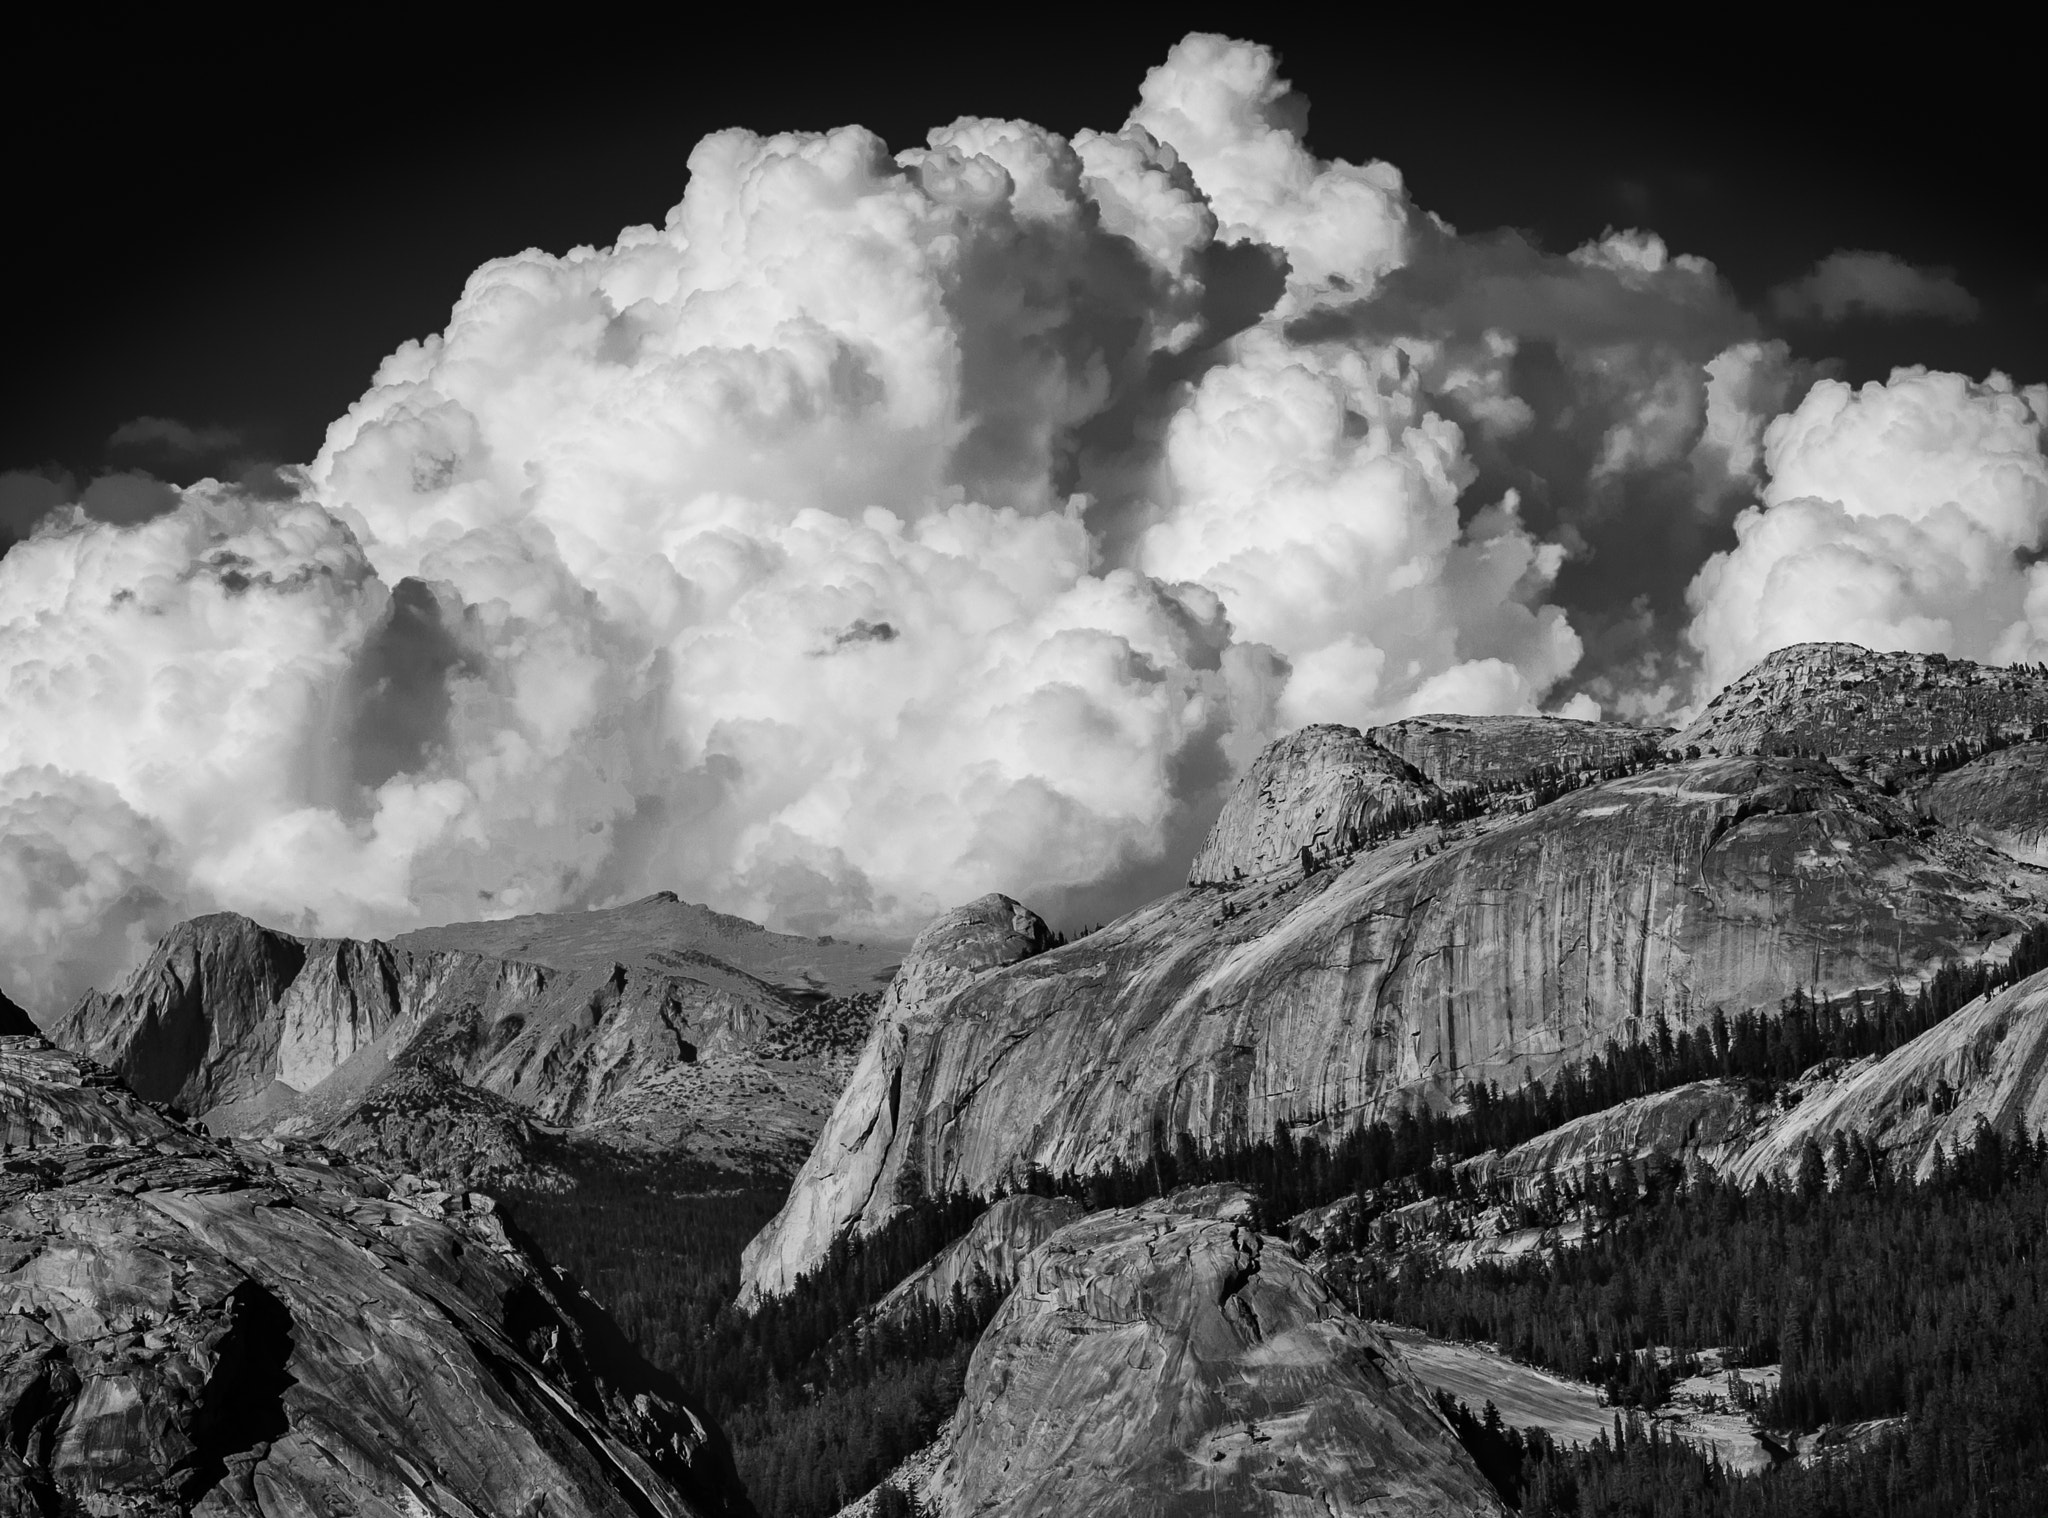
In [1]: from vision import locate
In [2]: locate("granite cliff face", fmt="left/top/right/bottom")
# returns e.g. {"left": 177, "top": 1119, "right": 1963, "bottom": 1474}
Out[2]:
{"left": 916, "top": 1186, "right": 1502, "bottom": 1517}
{"left": 1670, "top": 642, "right": 2048, "bottom": 756}
{"left": 0, "top": 1032, "right": 744, "bottom": 1517}
{"left": 738, "top": 896, "right": 1053, "bottom": 1306}
{"left": 867, "top": 1195, "right": 1083, "bottom": 1327}
{"left": 47, "top": 894, "right": 903, "bottom": 1189}
{"left": 1919, "top": 743, "right": 2048, "bottom": 866}
{"left": 745, "top": 732, "right": 2048, "bottom": 1299}
{"left": 1188, "top": 725, "right": 1436, "bottom": 884}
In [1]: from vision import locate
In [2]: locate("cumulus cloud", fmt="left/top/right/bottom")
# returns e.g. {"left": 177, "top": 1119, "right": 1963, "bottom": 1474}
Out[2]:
{"left": 0, "top": 31, "right": 2035, "bottom": 1009}
{"left": 107, "top": 415, "right": 245, "bottom": 461}
{"left": 1685, "top": 368, "right": 2048, "bottom": 692}
{"left": 1770, "top": 250, "right": 1982, "bottom": 325}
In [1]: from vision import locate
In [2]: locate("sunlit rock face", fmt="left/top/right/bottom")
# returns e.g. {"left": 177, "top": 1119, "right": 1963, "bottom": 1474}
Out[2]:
{"left": 1919, "top": 744, "right": 2048, "bottom": 867}
{"left": 0, "top": 1033, "right": 744, "bottom": 1517}
{"left": 744, "top": 739, "right": 2048, "bottom": 1300}
{"left": 1669, "top": 642, "right": 2048, "bottom": 757}
{"left": 739, "top": 894, "right": 1053, "bottom": 1306}
{"left": 1368, "top": 713, "right": 1665, "bottom": 787}
{"left": 45, "top": 894, "right": 904, "bottom": 1189}
{"left": 1188, "top": 725, "right": 1439, "bottom": 885}
{"left": 920, "top": 1186, "right": 1503, "bottom": 1517}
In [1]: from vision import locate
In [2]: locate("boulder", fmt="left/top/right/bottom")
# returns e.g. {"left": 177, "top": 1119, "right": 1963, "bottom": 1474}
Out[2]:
{"left": 920, "top": 1186, "right": 1502, "bottom": 1516}
{"left": 0, "top": 1031, "right": 745, "bottom": 1517}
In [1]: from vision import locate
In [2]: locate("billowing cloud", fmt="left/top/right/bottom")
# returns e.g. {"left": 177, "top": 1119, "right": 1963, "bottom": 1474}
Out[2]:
{"left": 1685, "top": 368, "right": 2048, "bottom": 692}
{"left": 0, "top": 32, "right": 2036, "bottom": 1010}
{"left": 1770, "top": 250, "right": 1981, "bottom": 325}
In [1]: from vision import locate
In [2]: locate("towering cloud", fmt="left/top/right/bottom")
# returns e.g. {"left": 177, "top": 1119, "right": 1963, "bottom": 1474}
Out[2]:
{"left": 0, "top": 33, "right": 2033, "bottom": 1008}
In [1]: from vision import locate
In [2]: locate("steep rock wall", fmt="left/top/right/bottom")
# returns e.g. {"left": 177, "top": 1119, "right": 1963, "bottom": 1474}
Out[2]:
{"left": 1918, "top": 744, "right": 2048, "bottom": 866}
{"left": 921, "top": 1185, "right": 1502, "bottom": 1517}
{"left": 743, "top": 753, "right": 2048, "bottom": 1298}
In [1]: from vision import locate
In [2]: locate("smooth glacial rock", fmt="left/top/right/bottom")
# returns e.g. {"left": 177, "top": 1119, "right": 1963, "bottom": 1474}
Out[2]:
{"left": 742, "top": 752, "right": 2048, "bottom": 1299}
{"left": 920, "top": 1186, "right": 1502, "bottom": 1517}
{"left": 50, "top": 894, "right": 904, "bottom": 1188}
{"left": 1462, "top": 968, "right": 2048, "bottom": 1198}
{"left": 738, "top": 896, "right": 1052, "bottom": 1306}
{"left": 1669, "top": 643, "right": 2048, "bottom": 756}
{"left": 0, "top": 1034, "right": 744, "bottom": 1517}
{"left": 1188, "top": 726, "right": 1437, "bottom": 884}
{"left": 1918, "top": 743, "right": 2048, "bottom": 866}
{"left": 868, "top": 1195, "right": 1083, "bottom": 1325}
{"left": 1368, "top": 713, "right": 1663, "bottom": 787}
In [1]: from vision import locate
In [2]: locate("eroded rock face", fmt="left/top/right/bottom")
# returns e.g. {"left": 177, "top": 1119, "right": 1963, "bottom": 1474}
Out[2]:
{"left": 743, "top": 753, "right": 2048, "bottom": 1299}
{"left": 1669, "top": 643, "right": 2048, "bottom": 756}
{"left": 0, "top": 1034, "right": 744, "bottom": 1518}
{"left": 1188, "top": 726, "right": 1437, "bottom": 885}
{"left": 921, "top": 1186, "right": 1501, "bottom": 1517}
{"left": 49, "top": 894, "right": 904, "bottom": 1189}
{"left": 738, "top": 896, "right": 1052, "bottom": 1306}
{"left": 1918, "top": 744, "right": 2048, "bottom": 866}
{"left": 1369, "top": 714, "right": 1663, "bottom": 787}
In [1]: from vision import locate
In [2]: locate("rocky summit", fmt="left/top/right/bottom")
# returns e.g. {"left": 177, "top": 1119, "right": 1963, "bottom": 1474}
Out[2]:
{"left": 43, "top": 894, "right": 903, "bottom": 1190}
{"left": 1669, "top": 642, "right": 2048, "bottom": 757}
{"left": 744, "top": 681, "right": 2048, "bottom": 1299}
{"left": 0, "top": 1030, "right": 744, "bottom": 1517}
{"left": 1369, "top": 713, "right": 1664, "bottom": 787}
{"left": 916, "top": 1186, "right": 1502, "bottom": 1517}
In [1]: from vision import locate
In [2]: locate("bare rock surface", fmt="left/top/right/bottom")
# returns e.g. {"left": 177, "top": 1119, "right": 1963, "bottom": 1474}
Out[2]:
{"left": 0, "top": 1033, "right": 744, "bottom": 1518}
{"left": 1369, "top": 714, "right": 1664, "bottom": 787}
{"left": 868, "top": 1195, "right": 1082, "bottom": 1326}
{"left": 744, "top": 749, "right": 2048, "bottom": 1299}
{"left": 919, "top": 1185, "right": 1502, "bottom": 1517}
{"left": 1669, "top": 643, "right": 2048, "bottom": 756}
{"left": 1918, "top": 743, "right": 2048, "bottom": 865}
{"left": 739, "top": 896, "right": 1052, "bottom": 1306}
{"left": 1188, "top": 726, "right": 1438, "bottom": 884}
{"left": 1459, "top": 968, "right": 2048, "bottom": 1200}
{"left": 47, "top": 895, "right": 904, "bottom": 1189}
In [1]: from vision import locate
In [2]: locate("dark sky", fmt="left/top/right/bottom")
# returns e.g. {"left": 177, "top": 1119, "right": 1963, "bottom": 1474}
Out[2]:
{"left": 6, "top": 14, "right": 2040, "bottom": 485}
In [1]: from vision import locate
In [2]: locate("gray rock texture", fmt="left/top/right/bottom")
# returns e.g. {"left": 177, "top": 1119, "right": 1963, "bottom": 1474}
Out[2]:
{"left": 0, "top": 1032, "right": 743, "bottom": 1518}
{"left": 868, "top": 1195, "right": 1083, "bottom": 1326}
{"left": 47, "top": 894, "right": 903, "bottom": 1189}
{"left": 919, "top": 1186, "right": 1502, "bottom": 1517}
{"left": 1369, "top": 714, "right": 1664, "bottom": 787}
{"left": 738, "top": 896, "right": 1052, "bottom": 1306}
{"left": 1187, "top": 726, "right": 1436, "bottom": 884}
{"left": 743, "top": 750, "right": 2048, "bottom": 1300}
{"left": 1669, "top": 642, "right": 2048, "bottom": 756}
{"left": 1918, "top": 743, "right": 2048, "bottom": 866}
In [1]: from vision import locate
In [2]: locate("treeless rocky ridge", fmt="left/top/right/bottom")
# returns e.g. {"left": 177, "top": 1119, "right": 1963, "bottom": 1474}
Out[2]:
{"left": 743, "top": 740, "right": 2048, "bottom": 1299}
{"left": 917, "top": 1185, "right": 1502, "bottom": 1517}
{"left": 1669, "top": 643, "right": 2048, "bottom": 756}
{"left": 45, "top": 894, "right": 903, "bottom": 1188}
{"left": 0, "top": 1033, "right": 744, "bottom": 1517}
{"left": 1369, "top": 713, "right": 1664, "bottom": 787}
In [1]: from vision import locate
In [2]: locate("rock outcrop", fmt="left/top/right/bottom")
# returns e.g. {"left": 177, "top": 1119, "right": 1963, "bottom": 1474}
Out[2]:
{"left": 1459, "top": 968, "right": 2048, "bottom": 1200}
{"left": 49, "top": 893, "right": 904, "bottom": 1189}
{"left": 744, "top": 748, "right": 2048, "bottom": 1299}
{"left": 867, "top": 1195, "right": 1082, "bottom": 1325}
{"left": 739, "top": 896, "right": 1052, "bottom": 1305}
{"left": 1919, "top": 743, "right": 2048, "bottom": 866}
{"left": 1188, "top": 726, "right": 1437, "bottom": 884}
{"left": 1369, "top": 713, "right": 1664, "bottom": 787}
{"left": 0, "top": 985, "right": 34, "bottom": 1038}
{"left": 1669, "top": 643, "right": 2048, "bottom": 756}
{"left": 917, "top": 1186, "right": 1502, "bottom": 1517}
{"left": 0, "top": 1032, "right": 745, "bottom": 1517}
